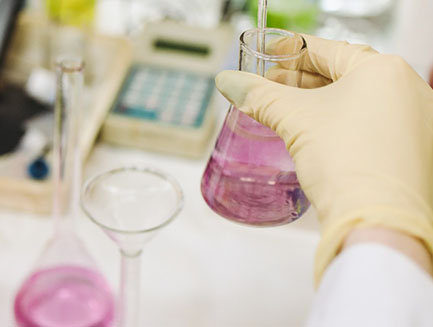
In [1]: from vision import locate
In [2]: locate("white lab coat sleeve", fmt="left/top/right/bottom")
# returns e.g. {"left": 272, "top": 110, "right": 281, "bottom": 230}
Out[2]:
{"left": 306, "top": 243, "right": 433, "bottom": 327}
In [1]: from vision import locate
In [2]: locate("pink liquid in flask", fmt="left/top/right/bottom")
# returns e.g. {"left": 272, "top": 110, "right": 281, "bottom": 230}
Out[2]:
{"left": 201, "top": 108, "right": 309, "bottom": 226}
{"left": 14, "top": 265, "right": 114, "bottom": 327}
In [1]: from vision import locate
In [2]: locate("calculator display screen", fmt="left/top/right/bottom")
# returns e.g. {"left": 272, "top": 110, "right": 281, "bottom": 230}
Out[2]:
{"left": 153, "top": 39, "right": 210, "bottom": 57}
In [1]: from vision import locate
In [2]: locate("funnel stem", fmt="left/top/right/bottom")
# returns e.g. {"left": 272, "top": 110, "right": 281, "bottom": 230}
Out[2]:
{"left": 119, "top": 251, "right": 141, "bottom": 327}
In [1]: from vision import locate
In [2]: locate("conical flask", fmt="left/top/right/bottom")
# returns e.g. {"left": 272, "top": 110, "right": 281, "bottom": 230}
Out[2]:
{"left": 14, "top": 59, "right": 115, "bottom": 327}
{"left": 201, "top": 28, "right": 310, "bottom": 226}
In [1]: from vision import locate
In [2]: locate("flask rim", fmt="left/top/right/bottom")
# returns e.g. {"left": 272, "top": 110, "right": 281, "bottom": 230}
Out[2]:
{"left": 240, "top": 28, "right": 307, "bottom": 62}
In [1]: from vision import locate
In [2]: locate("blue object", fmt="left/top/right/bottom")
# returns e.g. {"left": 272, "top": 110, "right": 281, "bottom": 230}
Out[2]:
{"left": 28, "top": 156, "right": 49, "bottom": 180}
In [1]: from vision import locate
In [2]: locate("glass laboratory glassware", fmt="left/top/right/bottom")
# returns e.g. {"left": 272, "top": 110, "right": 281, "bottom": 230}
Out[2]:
{"left": 14, "top": 59, "right": 115, "bottom": 327}
{"left": 81, "top": 166, "right": 184, "bottom": 327}
{"left": 201, "top": 28, "right": 310, "bottom": 226}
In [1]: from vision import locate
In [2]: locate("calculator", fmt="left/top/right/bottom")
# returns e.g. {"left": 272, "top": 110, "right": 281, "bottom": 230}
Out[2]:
{"left": 101, "top": 21, "right": 235, "bottom": 158}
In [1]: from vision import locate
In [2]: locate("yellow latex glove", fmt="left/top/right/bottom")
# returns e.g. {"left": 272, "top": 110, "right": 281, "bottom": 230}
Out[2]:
{"left": 215, "top": 34, "right": 433, "bottom": 284}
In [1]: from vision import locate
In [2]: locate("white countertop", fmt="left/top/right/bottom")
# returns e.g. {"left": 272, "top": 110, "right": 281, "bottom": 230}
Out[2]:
{"left": 0, "top": 143, "right": 320, "bottom": 326}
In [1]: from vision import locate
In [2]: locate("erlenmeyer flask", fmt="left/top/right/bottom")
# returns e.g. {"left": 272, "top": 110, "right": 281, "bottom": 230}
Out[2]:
{"left": 201, "top": 28, "right": 310, "bottom": 226}
{"left": 14, "top": 59, "right": 115, "bottom": 327}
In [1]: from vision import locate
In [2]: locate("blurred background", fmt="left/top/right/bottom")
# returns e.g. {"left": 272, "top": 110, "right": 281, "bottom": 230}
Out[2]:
{"left": 1, "top": 0, "right": 431, "bottom": 201}
{"left": 0, "top": 0, "right": 432, "bottom": 326}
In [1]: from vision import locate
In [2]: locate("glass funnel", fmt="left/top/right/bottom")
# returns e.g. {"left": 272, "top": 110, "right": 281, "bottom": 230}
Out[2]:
{"left": 13, "top": 59, "right": 115, "bottom": 327}
{"left": 81, "top": 166, "right": 184, "bottom": 327}
{"left": 201, "top": 28, "right": 310, "bottom": 226}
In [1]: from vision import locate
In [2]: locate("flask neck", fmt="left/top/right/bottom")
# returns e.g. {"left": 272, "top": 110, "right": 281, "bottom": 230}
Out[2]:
{"left": 52, "top": 59, "right": 84, "bottom": 234}
{"left": 238, "top": 28, "right": 306, "bottom": 83}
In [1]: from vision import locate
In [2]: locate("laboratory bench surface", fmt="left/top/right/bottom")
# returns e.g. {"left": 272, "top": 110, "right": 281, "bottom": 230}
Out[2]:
{"left": 3, "top": 1, "right": 432, "bottom": 324}
{"left": 0, "top": 143, "right": 320, "bottom": 327}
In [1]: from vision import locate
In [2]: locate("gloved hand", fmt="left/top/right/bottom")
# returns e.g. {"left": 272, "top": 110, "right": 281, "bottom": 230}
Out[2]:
{"left": 215, "top": 34, "right": 433, "bottom": 284}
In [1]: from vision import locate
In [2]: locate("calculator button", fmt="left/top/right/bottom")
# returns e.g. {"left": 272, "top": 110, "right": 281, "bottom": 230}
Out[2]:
{"left": 124, "top": 94, "right": 140, "bottom": 107}
{"left": 151, "top": 85, "right": 163, "bottom": 97}
{"left": 129, "top": 80, "right": 142, "bottom": 91}
{"left": 188, "top": 91, "right": 205, "bottom": 103}
{"left": 185, "top": 103, "right": 200, "bottom": 115}
{"left": 169, "top": 89, "right": 182, "bottom": 101}
{"left": 145, "top": 96, "right": 159, "bottom": 109}
{"left": 153, "top": 75, "right": 166, "bottom": 87}
{"left": 182, "top": 111, "right": 198, "bottom": 125}
{"left": 136, "top": 110, "right": 156, "bottom": 120}
{"left": 181, "top": 115, "right": 196, "bottom": 126}
{"left": 163, "top": 101, "right": 177, "bottom": 112}
{"left": 142, "top": 107, "right": 157, "bottom": 114}
{"left": 191, "top": 85, "right": 205, "bottom": 94}
{"left": 160, "top": 110, "right": 175, "bottom": 123}
{"left": 182, "top": 108, "right": 198, "bottom": 119}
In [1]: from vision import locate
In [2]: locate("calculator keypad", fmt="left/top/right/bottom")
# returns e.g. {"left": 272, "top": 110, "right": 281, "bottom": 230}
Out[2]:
{"left": 113, "top": 65, "right": 214, "bottom": 128}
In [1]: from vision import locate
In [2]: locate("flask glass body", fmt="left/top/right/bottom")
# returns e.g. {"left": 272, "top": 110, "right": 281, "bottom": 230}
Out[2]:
{"left": 201, "top": 28, "right": 310, "bottom": 226}
{"left": 14, "top": 59, "right": 115, "bottom": 327}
